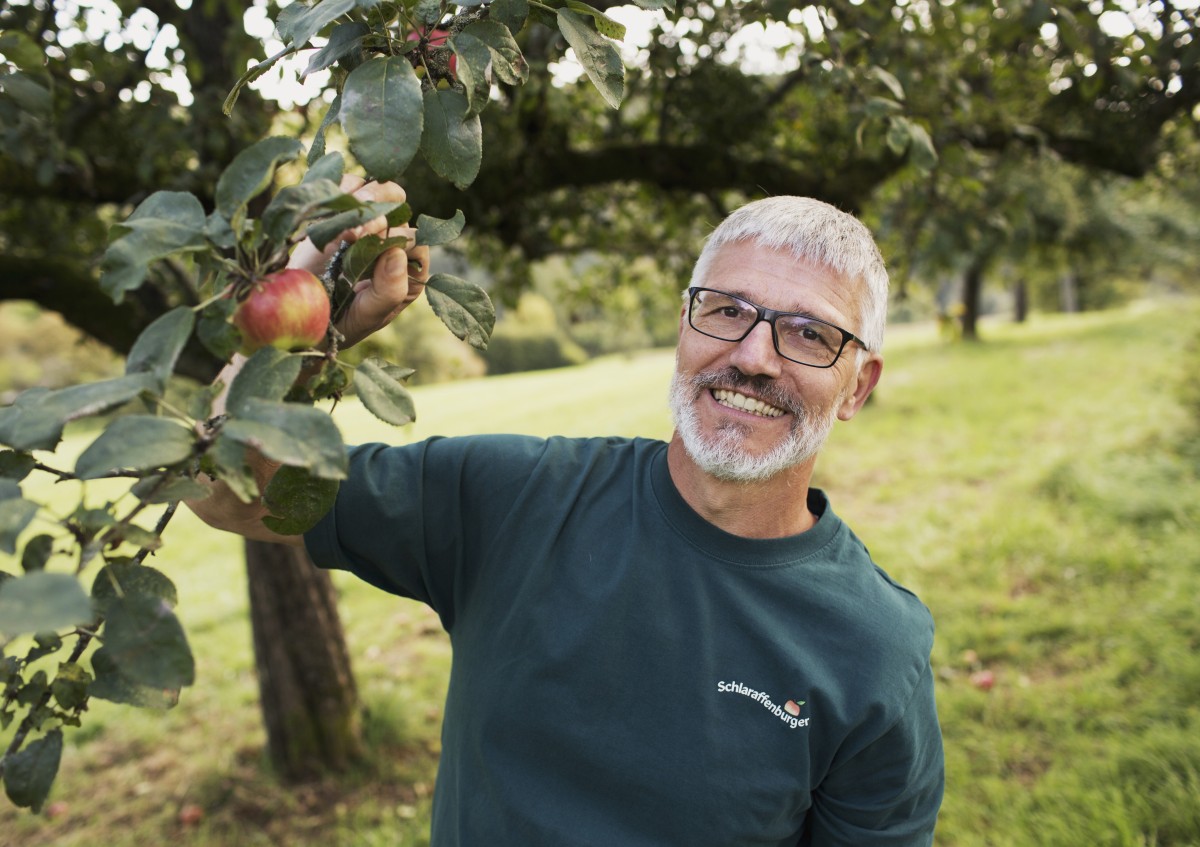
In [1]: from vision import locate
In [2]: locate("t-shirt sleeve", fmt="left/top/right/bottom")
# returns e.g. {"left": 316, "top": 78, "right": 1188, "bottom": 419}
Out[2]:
{"left": 303, "top": 436, "right": 547, "bottom": 630}
{"left": 806, "top": 660, "right": 944, "bottom": 846}
{"left": 304, "top": 440, "right": 448, "bottom": 610}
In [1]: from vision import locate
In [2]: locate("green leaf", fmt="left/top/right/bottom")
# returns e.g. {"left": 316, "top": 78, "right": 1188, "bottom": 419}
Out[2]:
{"left": 108, "top": 523, "right": 163, "bottom": 552}
{"left": 207, "top": 434, "right": 260, "bottom": 504}
{"left": 308, "top": 92, "right": 343, "bottom": 166}
{"left": 0, "top": 374, "right": 156, "bottom": 452}
{"left": 340, "top": 56, "right": 424, "bottom": 182}
{"left": 565, "top": 1, "right": 626, "bottom": 40}
{"left": 303, "top": 151, "right": 346, "bottom": 186}
{"left": 885, "top": 115, "right": 911, "bottom": 156}
{"left": 337, "top": 234, "right": 392, "bottom": 288}
{"left": 197, "top": 298, "right": 241, "bottom": 362}
{"left": 0, "top": 70, "right": 52, "bottom": 116}
{"left": 450, "top": 32, "right": 494, "bottom": 117}
{"left": 0, "top": 572, "right": 93, "bottom": 637}
{"left": 305, "top": 199, "right": 403, "bottom": 252}
{"left": 103, "top": 595, "right": 194, "bottom": 689}
{"left": 223, "top": 399, "right": 347, "bottom": 480}
{"left": 261, "top": 178, "right": 346, "bottom": 245}
{"left": 0, "top": 496, "right": 38, "bottom": 555}
{"left": 73, "top": 416, "right": 196, "bottom": 481}
{"left": 222, "top": 44, "right": 295, "bottom": 116}
{"left": 415, "top": 0, "right": 444, "bottom": 25}
{"left": 261, "top": 465, "right": 340, "bottom": 535}
{"left": 462, "top": 20, "right": 527, "bottom": 85}
{"left": 204, "top": 210, "right": 237, "bottom": 250}
{"left": 302, "top": 20, "right": 369, "bottom": 79}
{"left": 2, "top": 729, "right": 62, "bottom": 813}
{"left": 277, "top": 0, "right": 357, "bottom": 48}
{"left": 556, "top": 9, "right": 624, "bottom": 108}
{"left": 50, "top": 662, "right": 92, "bottom": 711}
{"left": 629, "top": 0, "right": 674, "bottom": 10}
{"left": 0, "top": 450, "right": 35, "bottom": 481}
{"left": 88, "top": 647, "right": 180, "bottom": 709}
{"left": 353, "top": 357, "right": 417, "bottom": 426}
{"left": 487, "top": 0, "right": 530, "bottom": 35}
{"left": 415, "top": 209, "right": 466, "bottom": 247}
{"left": 867, "top": 65, "right": 906, "bottom": 101}
{"left": 215, "top": 136, "right": 305, "bottom": 226}
{"left": 420, "top": 89, "right": 483, "bottom": 190}
{"left": 21, "top": 534, "right": 54, "bottom": 572}
{"left": 124, "top": 306, "right": 196, "bottom": 391}
{"left": 907, "top": 121, "right": 938, "bottom": 172}
{"left": 0, "top": 32, "right": 47, "bottom": 72}
{"left": 99, "top": 192, "right": 208, "bottom": 303}
{"left": 426, "top": 273, "right": 495, "bottom": 350}
{"left": 91, "top": 560, "right": 179, "bottom": 617}
{"left": 130, "top": 473, "right": 212, "bottom": 504}
{"left": 865, "top": 96, "right": 903, "bottom": 118}
{"left": 227, "top": 348, "right": 305, "bottom": 416}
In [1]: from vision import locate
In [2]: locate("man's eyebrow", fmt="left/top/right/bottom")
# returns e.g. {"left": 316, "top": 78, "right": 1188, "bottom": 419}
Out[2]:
{"left": 714, "top": 286, "right": 843, "bottom": 326}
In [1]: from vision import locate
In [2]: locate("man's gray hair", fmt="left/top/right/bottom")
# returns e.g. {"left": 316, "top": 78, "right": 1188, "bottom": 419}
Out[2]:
{"left": 688, "top": 196, "right": 889, "bottom": 352}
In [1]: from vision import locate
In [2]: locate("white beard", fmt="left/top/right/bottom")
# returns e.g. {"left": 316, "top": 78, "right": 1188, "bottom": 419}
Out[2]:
{"left": 667, "top": 368, "right": 839, "bottom": 483}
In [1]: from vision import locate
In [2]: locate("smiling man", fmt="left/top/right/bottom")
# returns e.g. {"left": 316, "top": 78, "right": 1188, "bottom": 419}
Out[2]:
{"left": 191, "top": 193, "right": 944, "bottom": 846}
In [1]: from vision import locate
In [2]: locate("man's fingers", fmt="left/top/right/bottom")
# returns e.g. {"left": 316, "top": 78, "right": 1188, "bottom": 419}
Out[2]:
{"left": 345, "top": 180, "right": 409, "bottom": 242}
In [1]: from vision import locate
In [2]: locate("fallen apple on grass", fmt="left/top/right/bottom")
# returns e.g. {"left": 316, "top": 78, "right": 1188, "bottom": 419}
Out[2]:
{"left": 969, "top": 670, "right": 996, "bottom": 691}
{"left": 233, "top": 268, "right": 331, "bottom": 354}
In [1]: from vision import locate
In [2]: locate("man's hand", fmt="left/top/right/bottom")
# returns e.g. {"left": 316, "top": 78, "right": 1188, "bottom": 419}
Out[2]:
{"left": 188, "top": 176, "right": 430, "bottom": 545}
{"left": 287, "top": 175, "right": 432, "bottom": 349}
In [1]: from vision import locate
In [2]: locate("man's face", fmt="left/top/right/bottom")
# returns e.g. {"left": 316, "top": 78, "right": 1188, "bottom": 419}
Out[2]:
{"left": 668, "top": 241, "right": 880, "bottom": 483}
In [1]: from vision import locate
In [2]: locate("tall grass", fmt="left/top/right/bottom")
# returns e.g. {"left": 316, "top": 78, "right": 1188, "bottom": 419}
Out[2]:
{"left": 2, "top": 299, "right": 1198, "bottom": 846}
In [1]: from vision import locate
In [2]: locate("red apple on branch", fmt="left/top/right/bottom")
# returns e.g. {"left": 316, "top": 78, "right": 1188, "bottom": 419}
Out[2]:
{"left": 233, "top": 268, "right": 330, "bottom": 354}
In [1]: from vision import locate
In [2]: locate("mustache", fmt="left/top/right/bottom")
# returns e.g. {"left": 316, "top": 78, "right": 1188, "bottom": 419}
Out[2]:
{"left": 688, "top": 368, "right": 806, "bottom": 418}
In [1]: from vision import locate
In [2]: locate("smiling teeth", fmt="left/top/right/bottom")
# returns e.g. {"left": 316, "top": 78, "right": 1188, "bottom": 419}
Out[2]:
{"left": 712, "top": 389, "right": 785, "bottom": 418}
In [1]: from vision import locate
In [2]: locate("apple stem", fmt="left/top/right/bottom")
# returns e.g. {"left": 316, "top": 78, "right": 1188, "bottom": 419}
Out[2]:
{"left": 192, "top": 283, "right": 236, "bottom": 312}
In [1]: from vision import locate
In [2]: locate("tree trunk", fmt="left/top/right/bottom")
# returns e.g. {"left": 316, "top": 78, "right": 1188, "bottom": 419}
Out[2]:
{"left": 960, "top": 258, "right": 986, "bottom": 341}
{"left": 1013, "top": 279, "right": 1028, "bottom": 323}
{"left": 1060, "top": 271, "right": 1080, "bottom": 313}
{"left": 244, "top": 540, "right": 363, "bottom": 781}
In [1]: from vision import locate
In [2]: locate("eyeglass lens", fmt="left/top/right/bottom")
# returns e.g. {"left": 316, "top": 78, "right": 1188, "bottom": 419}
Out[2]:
{"left": 689, "top": 289, "right": 846, "bottom": 366}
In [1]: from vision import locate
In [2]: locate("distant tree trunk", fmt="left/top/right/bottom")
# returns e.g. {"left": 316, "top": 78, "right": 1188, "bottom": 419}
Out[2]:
{"left": 960, "top": 257, "right": 986, "bottom": 341}
{"left": 1060, "top": 271, "right": 1080, "bottom": 313}
{"left": 1013, "top": 279, "right": 1028, "bottom": 323}
{"left": 244, "top": 540, "right": 363, "bottom": 781}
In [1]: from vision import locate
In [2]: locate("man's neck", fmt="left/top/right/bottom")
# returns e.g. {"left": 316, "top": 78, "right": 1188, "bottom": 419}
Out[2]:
{"left": 665, "top": 436, "right": 818, "bottom": 539}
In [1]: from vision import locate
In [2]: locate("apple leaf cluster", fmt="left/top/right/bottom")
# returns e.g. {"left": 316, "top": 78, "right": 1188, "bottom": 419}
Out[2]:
{"left": 0, "top": 0, "right": 654, "bottom": 813}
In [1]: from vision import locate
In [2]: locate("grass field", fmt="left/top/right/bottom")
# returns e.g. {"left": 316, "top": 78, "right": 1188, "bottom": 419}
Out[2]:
{"left": 3, "top": 298, "right": 1199, "bottom": 846}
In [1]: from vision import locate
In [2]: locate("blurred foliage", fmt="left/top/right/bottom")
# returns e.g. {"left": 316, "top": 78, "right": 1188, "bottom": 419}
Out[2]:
{"left": 0, "top": 302, "right": 122, "bottom": 398}
{"left": 3, "top": 1, "right": 1199, "bottom": 365}
{"left": 480, "top": 293, "right": 589, "bottom": 375}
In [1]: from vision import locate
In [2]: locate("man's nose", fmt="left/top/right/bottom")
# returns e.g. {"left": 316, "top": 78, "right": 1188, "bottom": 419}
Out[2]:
{"left": 728, "top": 319, "right": 783, "bottom": 378}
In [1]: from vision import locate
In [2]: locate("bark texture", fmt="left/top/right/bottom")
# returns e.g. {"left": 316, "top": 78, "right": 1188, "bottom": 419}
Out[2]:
{"left": 244, "top": 539, "right": 363, "bottom": 780}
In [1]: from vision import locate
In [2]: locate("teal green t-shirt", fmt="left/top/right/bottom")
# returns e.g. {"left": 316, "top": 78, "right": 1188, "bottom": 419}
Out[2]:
{"left": 305, "top": 435, "right": 943, "bottom": 846}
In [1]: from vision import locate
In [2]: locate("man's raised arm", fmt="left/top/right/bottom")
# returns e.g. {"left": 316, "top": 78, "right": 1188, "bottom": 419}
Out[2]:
{"left": 185, "top": 177, "right": 429, "bottom": 546}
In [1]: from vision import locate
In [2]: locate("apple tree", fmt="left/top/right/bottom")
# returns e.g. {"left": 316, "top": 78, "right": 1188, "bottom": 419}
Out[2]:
{"left": 0, "top": 0, "right": 659, "bottom": 812}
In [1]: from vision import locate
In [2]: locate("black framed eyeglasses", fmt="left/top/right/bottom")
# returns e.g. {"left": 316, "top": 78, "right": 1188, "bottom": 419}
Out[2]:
{"left": 686, "top": 287, "right": 867, "bottom": 369}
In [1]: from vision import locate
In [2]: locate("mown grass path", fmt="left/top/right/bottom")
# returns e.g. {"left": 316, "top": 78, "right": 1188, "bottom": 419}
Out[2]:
{"left": 3, "top": 299, "right": 1197, "bottom": 846}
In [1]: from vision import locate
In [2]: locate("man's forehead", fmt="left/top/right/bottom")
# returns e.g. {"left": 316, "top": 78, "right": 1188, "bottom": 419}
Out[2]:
{"left": 707, "top": 243, "right": 859, "bottom": 311}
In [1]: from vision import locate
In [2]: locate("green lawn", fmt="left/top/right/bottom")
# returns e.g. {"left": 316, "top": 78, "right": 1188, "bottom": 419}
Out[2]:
{"left": 3, "top": 299, "right": 1199, "bottom": 846}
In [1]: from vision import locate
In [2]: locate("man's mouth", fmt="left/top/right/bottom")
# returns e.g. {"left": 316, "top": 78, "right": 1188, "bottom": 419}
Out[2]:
{"left": 711, "top": 388, "right": 786, "bottom": 418}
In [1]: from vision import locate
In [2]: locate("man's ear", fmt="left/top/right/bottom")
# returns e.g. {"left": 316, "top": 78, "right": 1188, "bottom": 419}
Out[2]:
{"left": 837, "top": 355, "right": 883, "bottom": 421}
